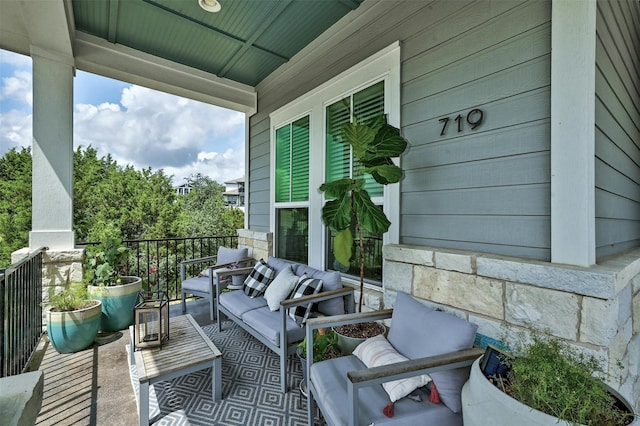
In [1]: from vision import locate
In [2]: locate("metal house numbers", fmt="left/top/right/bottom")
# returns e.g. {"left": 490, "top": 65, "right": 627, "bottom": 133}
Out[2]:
{"left": 439, "top": 108, "right": 484, "bottom": 136}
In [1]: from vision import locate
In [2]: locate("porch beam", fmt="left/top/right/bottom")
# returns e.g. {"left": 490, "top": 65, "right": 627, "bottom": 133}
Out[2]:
{"left": 550, "top": 0, "right": 597, "bottom": 267}
{"left": 74, "top": 32, "right": 257, "bottom": 115}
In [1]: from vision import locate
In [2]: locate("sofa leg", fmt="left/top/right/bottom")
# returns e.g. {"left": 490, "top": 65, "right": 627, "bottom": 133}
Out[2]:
{"left": 308, "top": 387, "right": 316, "bottom": 426}
{"left": 280, "top": 355, "right": 287, "bottom": 393}
{"left": 181, "top": 292, "right": 187, "bottom": 314}
{"left": 209, "top": 299, "right": 215, "bottom": 322}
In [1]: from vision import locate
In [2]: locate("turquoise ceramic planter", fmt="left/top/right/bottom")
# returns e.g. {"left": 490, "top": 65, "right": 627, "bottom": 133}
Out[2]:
{"left": 88, "top": 276, "right": 142, "bottom": 332}
{"left": 47, "top": 301, "right": 102, "bottom": 354}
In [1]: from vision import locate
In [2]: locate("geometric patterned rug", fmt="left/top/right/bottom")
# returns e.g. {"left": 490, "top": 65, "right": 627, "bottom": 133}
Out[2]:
{"left": 127, "top": 321, "right": 310, "bottom": 425}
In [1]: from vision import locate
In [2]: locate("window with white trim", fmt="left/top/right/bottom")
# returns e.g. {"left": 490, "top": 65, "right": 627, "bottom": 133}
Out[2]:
{"left": 274, "top": 116, "right": 309, "bottom": 263}
{"left": 270, "top": 42, "right": 401, "bottom": 285}
{"left": 325, "top": 81, "right": 385, "bottom": 281}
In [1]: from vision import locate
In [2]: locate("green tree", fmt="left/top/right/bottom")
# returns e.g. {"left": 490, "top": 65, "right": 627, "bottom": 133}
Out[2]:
{"left": 74, "top": 146, "right": 181, "bottom": 242}
{"left": 176, "top": 174, "right": 243, "bottom": 237}
{"left": 0, "top": 147, "right": 32, "bottom": 266}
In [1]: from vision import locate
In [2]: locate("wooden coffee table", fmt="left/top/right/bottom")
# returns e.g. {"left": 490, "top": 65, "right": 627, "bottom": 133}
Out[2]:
{"left": 130, "top": 314, "right": 222, "bottom": 426}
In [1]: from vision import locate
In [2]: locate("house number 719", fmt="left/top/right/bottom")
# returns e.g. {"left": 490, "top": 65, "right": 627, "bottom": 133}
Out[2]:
{"left": 439, "top": 108, "right": 484, "bottom": 136}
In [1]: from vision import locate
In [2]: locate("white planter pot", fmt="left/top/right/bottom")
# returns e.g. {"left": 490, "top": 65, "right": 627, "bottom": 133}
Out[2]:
{"left": 462, "top": 357, "right": 637, "bottom": 426}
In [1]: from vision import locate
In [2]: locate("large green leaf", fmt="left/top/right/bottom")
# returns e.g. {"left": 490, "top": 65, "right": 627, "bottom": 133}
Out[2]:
{"left": 341, "top": 122, "right": 376, "bottom": 159}
{"left": 352, "top": 189, "right": 391, "bottom": 234}
{"left": 363, "top": 122, "right": 408, "bottom": 160}
{"left": 319, "top": 178, "right": 362, "bottom": 199}
{"left": 362, "top": 164, "right": 404, "bottom": 185}
{"left": 321, "top": 195, "right": 352, "bottom": 231}
{"left": 333, "top": 228, "right": 353, "bottom": 266}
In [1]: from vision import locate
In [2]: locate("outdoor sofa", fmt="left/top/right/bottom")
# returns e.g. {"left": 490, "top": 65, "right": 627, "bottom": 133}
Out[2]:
{"left": 215, "top": 256, "right": 355, "bottom": 393}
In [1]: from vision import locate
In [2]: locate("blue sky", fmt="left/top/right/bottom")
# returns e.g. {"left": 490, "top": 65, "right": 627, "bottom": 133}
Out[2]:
{"left": 0, "top": 49, "right": 245, "bottom": 186}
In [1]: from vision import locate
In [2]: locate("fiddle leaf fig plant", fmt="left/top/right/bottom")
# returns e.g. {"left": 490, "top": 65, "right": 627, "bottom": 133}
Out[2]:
{"left": 320, "top": 114, "right": 408, "bottom": 311}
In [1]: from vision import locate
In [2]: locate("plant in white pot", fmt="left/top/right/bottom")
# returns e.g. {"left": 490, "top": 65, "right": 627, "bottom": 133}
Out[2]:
{"left": 462, "top": 330, "right": 636, "bottom": 426}
{"left": 85, "top": 237, "right": 142, "bottom": 332}
{"left": 47, "top": 285, "right": 102, "bottom": 353}
{"left": 319, "top": 113, "right": 408, "bottom": 353}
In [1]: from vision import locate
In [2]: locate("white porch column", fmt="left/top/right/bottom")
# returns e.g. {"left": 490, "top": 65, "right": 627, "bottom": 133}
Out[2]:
{"left": 29, "top": 49, "right": 75, "bottom": 251}
{"left": 550, "top": 0, "right": 597, "bottom": 267}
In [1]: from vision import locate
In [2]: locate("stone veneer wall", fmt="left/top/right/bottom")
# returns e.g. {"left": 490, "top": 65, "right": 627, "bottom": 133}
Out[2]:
{"left": 237, "top": 229, "right": 273, "bottom": 261}
{"left": 11, "top": 247, "right": 85, "bottom": 323}
{"left": 382, "top": 244, "right": 640, "bottom": 412}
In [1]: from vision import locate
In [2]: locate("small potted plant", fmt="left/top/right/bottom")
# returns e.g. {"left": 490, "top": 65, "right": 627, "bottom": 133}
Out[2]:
{"left": 47, "top": 285, "right": 102, "bottom": 353}
{"left": 462, "top": 330, "right": 636, "bottom": 426}
{"left": 85, "top": 237, "right": 142, "bottom": 332}
{"left": 297, "top": 329, "right": 340, "bottom": 397}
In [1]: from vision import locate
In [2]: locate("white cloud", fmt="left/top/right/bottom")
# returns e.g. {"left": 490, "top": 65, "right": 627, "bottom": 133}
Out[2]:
{"left": 0, "top": 109, "right": 32, "bottom": 151}
{"left": 1, "top": 52, "right": 245, "bottom": 186}
{"left": 74, "top": 85, "right": 245, "bottom": 184}
{"left": 1, "top": 70, "right": 33, "bottom": 106}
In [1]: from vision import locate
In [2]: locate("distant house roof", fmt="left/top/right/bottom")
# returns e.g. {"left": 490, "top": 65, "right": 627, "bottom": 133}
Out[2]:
{"left": 224, "top": 176, "right": 245, "bottom": 185}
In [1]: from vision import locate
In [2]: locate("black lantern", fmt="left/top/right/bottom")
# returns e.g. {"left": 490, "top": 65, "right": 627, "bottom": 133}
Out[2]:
{"left": 133, "top": 290, "right": 170, "bottom": 350}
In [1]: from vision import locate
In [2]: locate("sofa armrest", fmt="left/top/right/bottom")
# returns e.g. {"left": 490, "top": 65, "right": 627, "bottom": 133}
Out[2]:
{"left": 341, "top": 347, "right": 483, "bottom": 426}
{"left": 180, "top": 255, "right": 217, "bottom": 266}
{"left": 347, "top": 347, "right": 484, "bottom": 385}
{"left": 280, "top": 287, "right": 354, "bottom": 309}
{"left": 305, "top": 309, "right": 393, "bottom": 330}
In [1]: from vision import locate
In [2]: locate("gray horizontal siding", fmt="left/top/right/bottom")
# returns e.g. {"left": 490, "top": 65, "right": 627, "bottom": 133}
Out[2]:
{"left": 248, "top": 113, "right": 271, "bottom": 231}
{"left": 595, "top": 0, "right": 640, "bottom": 259}
{"left": 249, "top": 0, "right": 553, "bottom": 260}
{"left": 399, "top": 0, "right": 551, "bottom": 260}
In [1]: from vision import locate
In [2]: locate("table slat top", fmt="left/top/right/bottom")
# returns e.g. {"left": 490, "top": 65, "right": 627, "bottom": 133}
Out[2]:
{"left": 133, "top": 314, "right": 221, "bottom": 382}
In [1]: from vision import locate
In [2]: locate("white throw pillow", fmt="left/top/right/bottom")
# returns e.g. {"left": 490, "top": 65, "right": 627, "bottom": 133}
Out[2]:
{"left": 353, "top": 334, "right": 432, "bottom": 402}
{"left": 263, "top": 266, "right": 299, "bottom": 311}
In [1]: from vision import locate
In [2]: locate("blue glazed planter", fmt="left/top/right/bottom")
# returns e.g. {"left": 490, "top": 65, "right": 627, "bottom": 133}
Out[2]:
{"left": 47, "top": 301, "right": 102, "bottom": 354}
{"left": 87, "top": 276, "right": 142, "bottom": 332}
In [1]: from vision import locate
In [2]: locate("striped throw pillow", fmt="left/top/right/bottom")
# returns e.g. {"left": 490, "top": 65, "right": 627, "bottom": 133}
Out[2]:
{"left": 287, "top": 274, "right": 323, "bottom": 326}
{"left": 243, "top": 259, "right": 275, "bottom": 298}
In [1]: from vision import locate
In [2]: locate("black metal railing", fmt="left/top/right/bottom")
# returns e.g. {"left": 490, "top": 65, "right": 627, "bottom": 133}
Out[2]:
{"left": 0, "top": 247, "right": 46, "bottom": 377}
{"left": 79, "top": 235, "right": 239, "bottom": 301}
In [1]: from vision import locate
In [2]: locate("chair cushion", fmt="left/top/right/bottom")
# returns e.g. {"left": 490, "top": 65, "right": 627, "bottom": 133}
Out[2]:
{"left": 182, "top": 276, "right": 211, "bottom": 294}
{"left": 387, "top": 292, "right": 478, "bottom": 413}
{"left": 243, "top": 259, "right": 276, "bottom": 298}
{"left": 217, "top": 246, "right": 249, "bottom": 265}
{"left": 200, "top": 247, "right": 249, "bottom": 286}
{"left": 288, "top": 274, "right": 322, "bottom": 326}
{"left": 219, "top": 290, "right": 267, "bottom": 318}
{"left": 263, "top": 266, "right": 299, "bottom": 311}
{"left": 353, "top": 334, "right": 431, "bottom": 402}
{"left": 296, "top": 265, "right": 344, "bottom": 316}
{"left": 310, "top": 355, "right": 461, "bottom": 426}
{"left": 241, "top": 306, "right": 305, "bottom": 346}
{"left": 267, "top": 256, "right": 299, "bottom": 276}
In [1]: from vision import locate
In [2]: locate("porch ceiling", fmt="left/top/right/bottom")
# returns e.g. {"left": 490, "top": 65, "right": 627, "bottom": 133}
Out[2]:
{"left": 0, "top": 0, "right": 363, "bottom": 113}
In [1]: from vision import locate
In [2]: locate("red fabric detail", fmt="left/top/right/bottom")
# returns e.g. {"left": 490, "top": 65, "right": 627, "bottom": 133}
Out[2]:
{"left": 429, "top": 382, "right": 441, "bottom": 404}
{"left": 383, "top": 401, "right": 394, "bottom": 417}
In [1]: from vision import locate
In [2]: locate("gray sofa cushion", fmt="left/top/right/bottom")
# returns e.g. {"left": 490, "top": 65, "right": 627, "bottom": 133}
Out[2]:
{"left": 296, "top": 265, "right": 344, "bottom": 316}
{"left": 182, "top": 276, "right": 211, "bottom": 293}
{"left": 310, "top": 355, "right": 461, "bottom": 426}
{"left": 268, "top": 256, "right": 299, "bottom": 276}
{"left": 219, "top": 289, "right": 267, "bottom": 318}
{"left": 242, "top": 306, "right": 305, "bottom": 346}
{"left": 387, "top": 292, "right": 477, "bottom": 414}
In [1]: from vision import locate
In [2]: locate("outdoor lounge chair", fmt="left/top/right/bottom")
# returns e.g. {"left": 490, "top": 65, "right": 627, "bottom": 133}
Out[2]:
{"left": 180, "top": 246, "right": 253, "bottom": 321}
{"left": 305, "top": 291, "right": 483, "bottom": 426}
